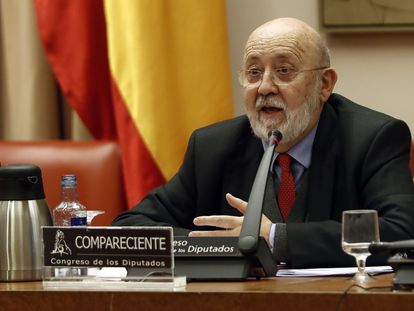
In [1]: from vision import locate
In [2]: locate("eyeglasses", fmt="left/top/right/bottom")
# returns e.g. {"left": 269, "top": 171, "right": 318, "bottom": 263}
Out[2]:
{"left": 240, "top": 66, "right": 328, "bottom": 87}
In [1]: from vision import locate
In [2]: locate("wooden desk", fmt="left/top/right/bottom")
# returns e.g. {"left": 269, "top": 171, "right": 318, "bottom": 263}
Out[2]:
{"left": 0, "top": 273, "right": 412, "bottom": 311}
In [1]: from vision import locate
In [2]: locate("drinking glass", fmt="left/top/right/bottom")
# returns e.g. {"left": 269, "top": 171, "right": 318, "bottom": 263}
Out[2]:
{"left": 342, "top": 210, "right": 380, "bottom": 283}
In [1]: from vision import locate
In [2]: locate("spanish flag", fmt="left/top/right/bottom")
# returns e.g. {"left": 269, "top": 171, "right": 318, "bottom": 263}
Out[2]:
{"left": 34, "top": 0, "right": 233, "bottom": 208}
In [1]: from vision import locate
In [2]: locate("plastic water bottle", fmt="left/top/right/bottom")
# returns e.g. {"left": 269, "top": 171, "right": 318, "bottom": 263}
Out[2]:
{"left": 52, "top": 174, "right": 86, "bottom": 278}
{"left": 53, "top": 175, "right": 87, "bottom": 226}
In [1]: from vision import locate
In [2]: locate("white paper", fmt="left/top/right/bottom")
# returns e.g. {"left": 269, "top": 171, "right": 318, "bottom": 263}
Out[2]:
{"left": 98, "top": 266, "right": 393, "bottom": 278}
{"left": 97, "top": 267, "right": 128, "bottom": 278}
{"left": 276, "top": 265, "right": 393, "bottom": 277}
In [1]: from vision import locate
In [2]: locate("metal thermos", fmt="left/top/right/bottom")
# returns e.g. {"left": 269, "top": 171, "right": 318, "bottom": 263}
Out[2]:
{"left": 0, "top": 164, "right": 52, "bottom": 281}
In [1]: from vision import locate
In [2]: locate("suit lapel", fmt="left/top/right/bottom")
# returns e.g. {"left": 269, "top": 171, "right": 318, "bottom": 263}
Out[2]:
{"left": 222, "top": 126, "right": 263, "bottom": 208}
{"left": 306, "top": 102, "right": 339, "bottom": 221}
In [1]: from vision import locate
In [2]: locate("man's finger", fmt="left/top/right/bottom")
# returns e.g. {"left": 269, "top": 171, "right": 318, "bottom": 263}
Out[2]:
{"left": 193, "top": 215, "right": 243, "bottom": 229}
{"left": 226, "top": 193, "right": 248, "bottom": 214}
{"left": 189, "top": 229, "right": 238, "bottom": 237}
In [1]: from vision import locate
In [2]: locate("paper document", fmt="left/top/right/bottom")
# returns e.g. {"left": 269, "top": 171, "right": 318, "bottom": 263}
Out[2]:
{"left": 97, "top": 267, "right": 128, "bottom": 278}
{"left": 98, "top": 266, "right": 393, "bottom": 278}
{"left": 276, "top": 265, "right": 393, "bottom": 277}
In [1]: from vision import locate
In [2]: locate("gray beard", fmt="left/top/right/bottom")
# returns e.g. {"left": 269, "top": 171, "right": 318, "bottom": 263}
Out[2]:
{"left": 246, "top": 84, "right": 321, "bottom": 143}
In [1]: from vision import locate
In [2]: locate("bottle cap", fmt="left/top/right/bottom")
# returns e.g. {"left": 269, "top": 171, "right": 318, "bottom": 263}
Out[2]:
{"left": 61, "top": 174, "right": 77, "bottom": 188}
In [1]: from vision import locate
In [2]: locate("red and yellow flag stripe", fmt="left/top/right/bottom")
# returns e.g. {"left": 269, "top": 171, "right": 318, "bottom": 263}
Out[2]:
{"left": 34, "top": 0, "right": 233, "bottom": 209}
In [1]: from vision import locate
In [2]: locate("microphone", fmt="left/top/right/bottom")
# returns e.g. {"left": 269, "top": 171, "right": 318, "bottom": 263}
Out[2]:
{"left": 238, "top": 130, "right": 283, "bottom": 254}
{"left": 171, "top": 129, "right": 283, "bottom": 280}
{"left": 369, "top": 240, "right": 414, "bottom": 255}
{"left": 369, "top": 240, "right": 414, "bottom": 290}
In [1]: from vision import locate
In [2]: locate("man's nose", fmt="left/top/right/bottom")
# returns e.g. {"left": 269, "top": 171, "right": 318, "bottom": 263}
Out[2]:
{"left": 257, "top": 71, "right": 279, "bottom": 96}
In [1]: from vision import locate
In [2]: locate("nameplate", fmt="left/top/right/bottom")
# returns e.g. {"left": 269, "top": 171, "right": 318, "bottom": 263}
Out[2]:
{"left": 173, "top": 236, "right": 242, "bottom": 257}
{"left": 42, "top": 226, "right": 173, "bottom": 269}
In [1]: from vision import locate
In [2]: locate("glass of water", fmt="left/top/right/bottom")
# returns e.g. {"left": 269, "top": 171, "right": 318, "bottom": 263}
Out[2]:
{"left": 342, "top": 210, "right": 380, "bottom": 283}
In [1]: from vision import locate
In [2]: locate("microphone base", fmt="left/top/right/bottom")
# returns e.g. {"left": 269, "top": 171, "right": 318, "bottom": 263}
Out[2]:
{"left": 389, "top": 258, "right": 414, "bottom": 291}
{"left": 173, "top": 236, "right": 277, "bottom": 281}
{"left": 175, "top": 257, "right": 251, "bottom": 281}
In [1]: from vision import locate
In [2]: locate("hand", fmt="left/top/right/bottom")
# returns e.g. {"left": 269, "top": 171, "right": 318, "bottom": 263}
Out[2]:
{"left": 189, "top": 193, "right": 273, "bottom": 244}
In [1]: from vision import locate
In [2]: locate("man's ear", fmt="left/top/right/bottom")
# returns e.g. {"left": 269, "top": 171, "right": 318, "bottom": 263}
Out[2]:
{"left": 320, "top": 68, "right": 337, "bottom": 103}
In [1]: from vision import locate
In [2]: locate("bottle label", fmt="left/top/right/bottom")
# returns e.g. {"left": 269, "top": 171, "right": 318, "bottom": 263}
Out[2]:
{"left": 71, "top": 217, "right": 87, "bottom": 226}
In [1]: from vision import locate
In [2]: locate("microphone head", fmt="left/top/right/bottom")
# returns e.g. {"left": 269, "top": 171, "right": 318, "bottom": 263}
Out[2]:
{"left": 268, "top": 130, "right": 283, "bottom": 146}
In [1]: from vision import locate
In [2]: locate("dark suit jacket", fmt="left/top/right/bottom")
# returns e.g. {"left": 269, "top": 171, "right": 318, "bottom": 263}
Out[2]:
{"left": 113, "top": 93, "right": 414, "bottom": 268}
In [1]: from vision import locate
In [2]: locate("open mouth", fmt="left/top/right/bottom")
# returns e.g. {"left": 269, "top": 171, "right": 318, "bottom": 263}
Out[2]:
{"left": 260, "top": 106, "right": 283, "bottom": 113}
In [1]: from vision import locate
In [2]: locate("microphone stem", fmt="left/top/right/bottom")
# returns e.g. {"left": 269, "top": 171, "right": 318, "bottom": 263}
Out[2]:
{"left": 238, "top": 138, "right": 277, "bottom": 254}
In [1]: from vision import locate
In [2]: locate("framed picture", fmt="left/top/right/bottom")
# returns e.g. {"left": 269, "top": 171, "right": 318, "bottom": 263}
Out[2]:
{"left": 321, "top": 0, "right": 414, "bottom": 32}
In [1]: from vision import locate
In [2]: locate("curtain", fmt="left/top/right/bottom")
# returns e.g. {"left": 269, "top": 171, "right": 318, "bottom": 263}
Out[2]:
{"left": 0, "top": 0, "right": 91, "bottom": 140}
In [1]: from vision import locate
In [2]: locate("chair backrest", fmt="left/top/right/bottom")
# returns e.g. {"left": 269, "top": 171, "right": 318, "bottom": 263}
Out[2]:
{"left": 0, "top": 140, "right": 126, "bottom": 226}
{"left": 411, "top": 141, "right": 414, "bottom": 178}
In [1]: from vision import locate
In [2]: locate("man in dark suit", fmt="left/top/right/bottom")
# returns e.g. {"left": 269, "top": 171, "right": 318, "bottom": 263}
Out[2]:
{"left": 113, "top": 18, "right": 414, "bottom": 268}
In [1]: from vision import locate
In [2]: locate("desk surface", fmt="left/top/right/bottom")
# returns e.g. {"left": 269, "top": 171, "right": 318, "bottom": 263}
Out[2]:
{"left": 0, "top": 273, "right": 412, "bottom": 311}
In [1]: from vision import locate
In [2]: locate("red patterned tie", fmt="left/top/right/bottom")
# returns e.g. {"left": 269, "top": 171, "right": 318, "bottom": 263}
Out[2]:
{"left": 277, "top": 153, "right": 296, "bottom": 222}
